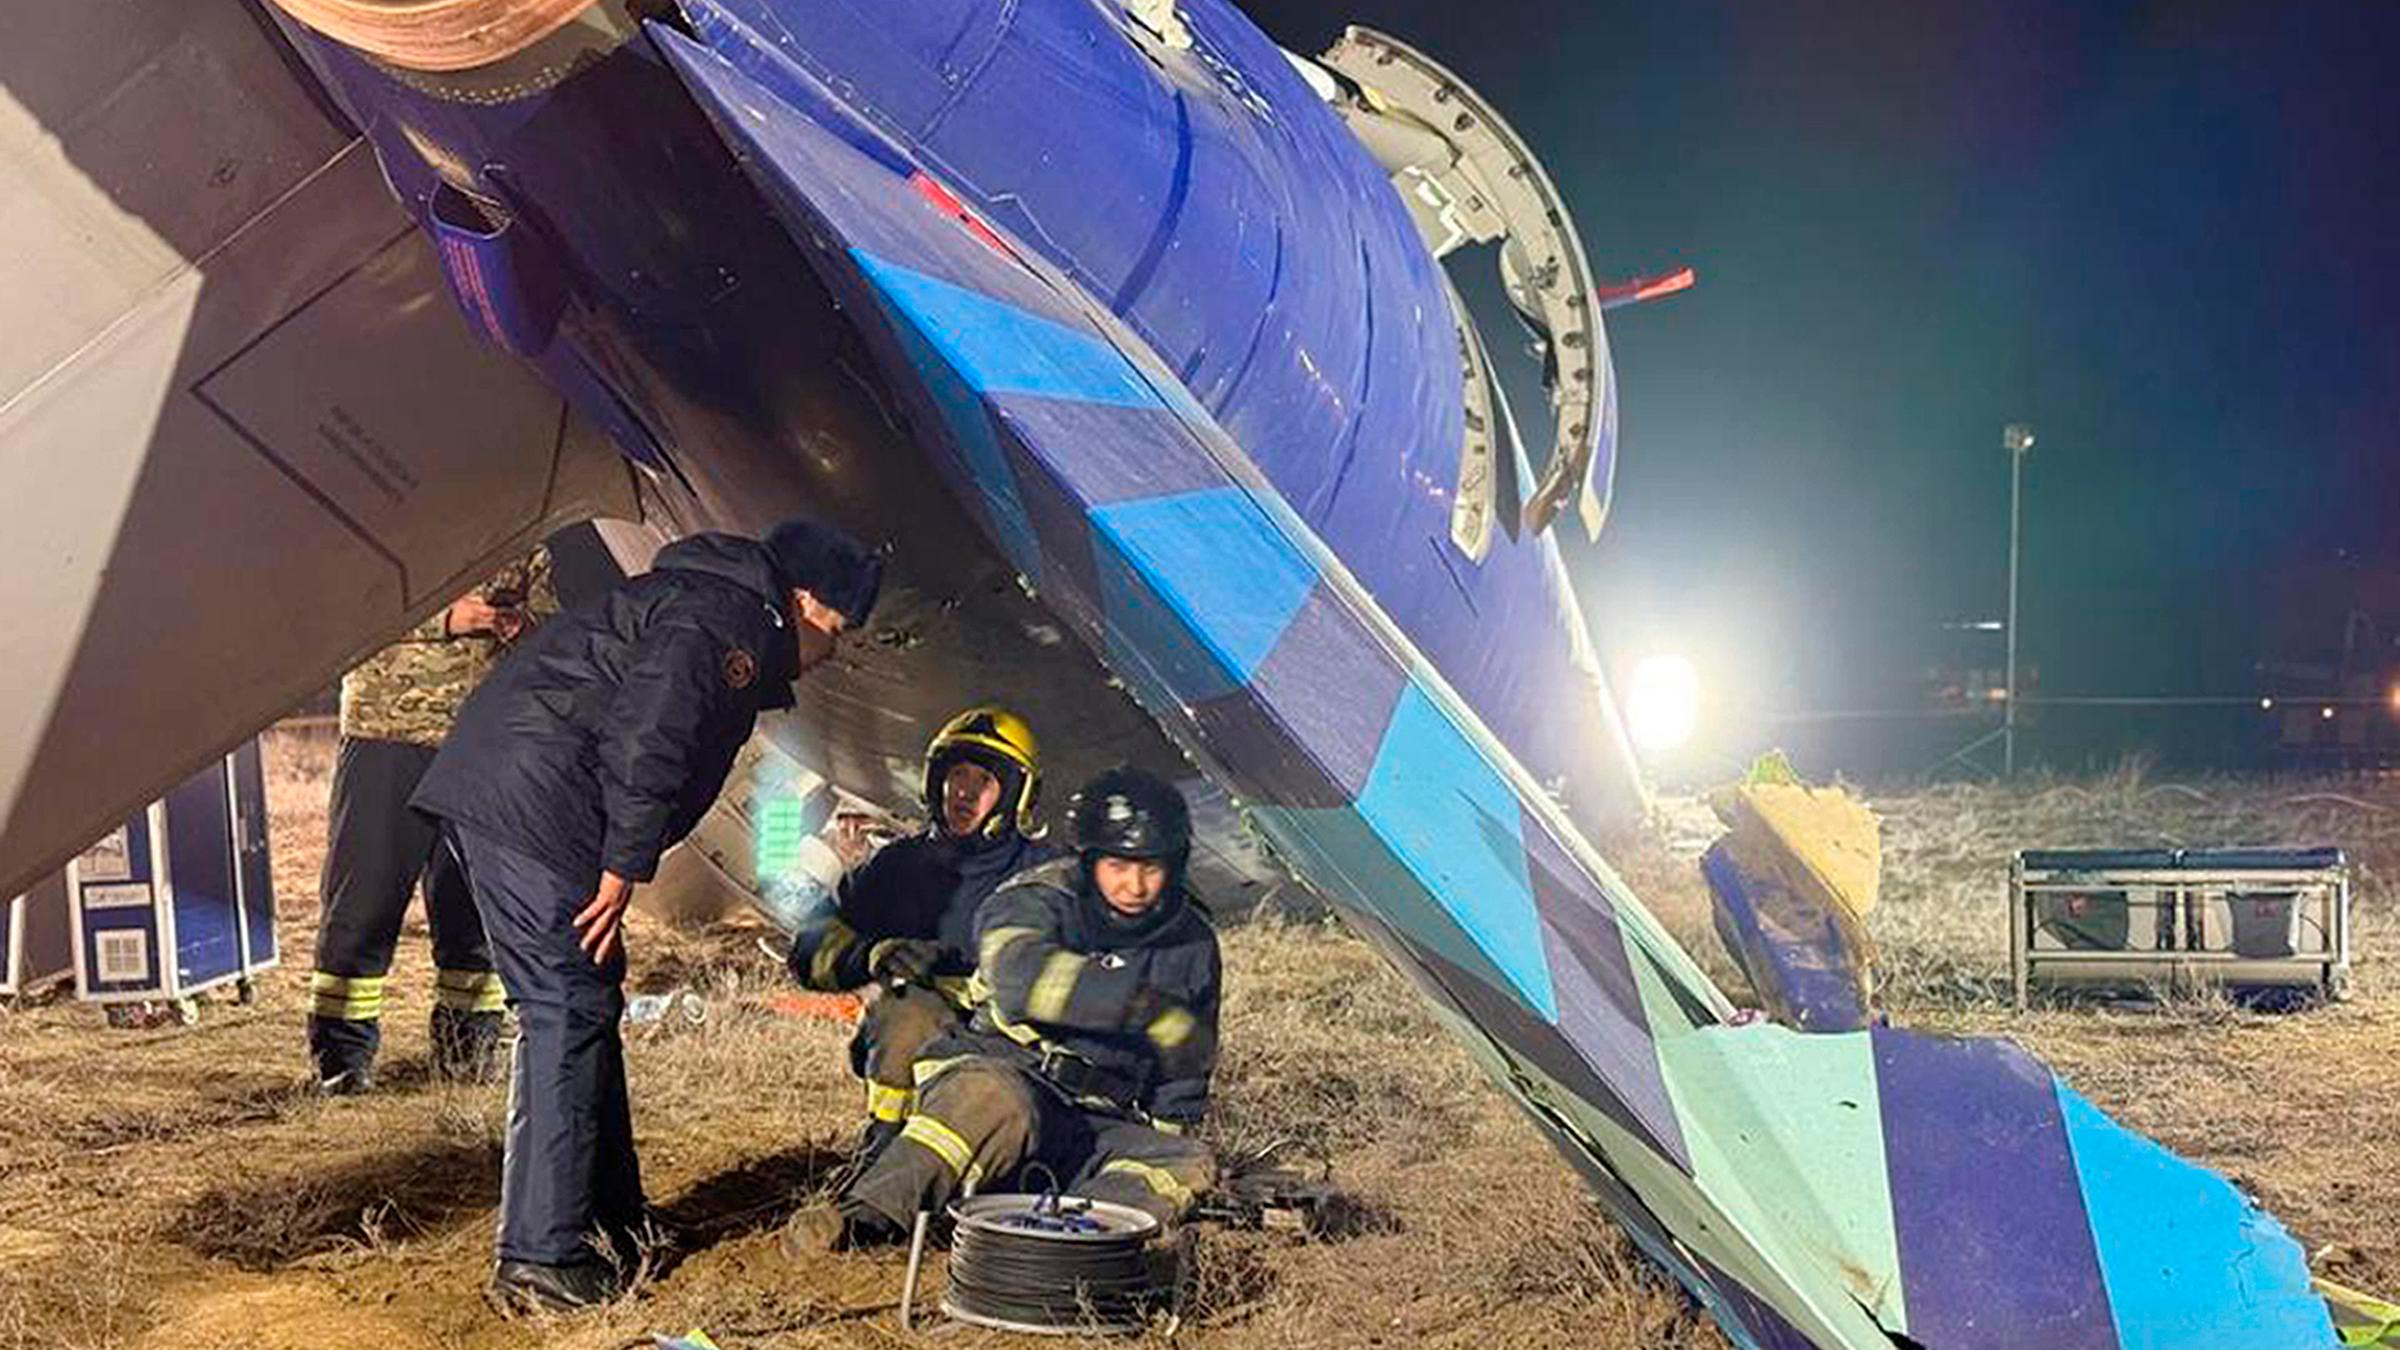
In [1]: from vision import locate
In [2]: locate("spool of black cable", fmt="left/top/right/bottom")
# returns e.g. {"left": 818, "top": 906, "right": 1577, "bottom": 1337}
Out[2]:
{"left": 942, "top": 1194, "right": 1160, "bottom": 1335}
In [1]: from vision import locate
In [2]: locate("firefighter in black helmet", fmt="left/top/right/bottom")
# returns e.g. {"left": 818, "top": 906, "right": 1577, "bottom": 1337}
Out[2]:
{"left": 785, "top": 707, "right": 1055, "bottom": 1169}
{"left": 794, "top": 766, "right": 1222, "bottom": 1251}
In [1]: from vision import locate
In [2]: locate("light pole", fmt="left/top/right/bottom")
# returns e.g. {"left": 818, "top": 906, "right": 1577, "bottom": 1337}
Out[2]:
{"left": 2003, "top": 423, "right": 2037, "bottom": 775}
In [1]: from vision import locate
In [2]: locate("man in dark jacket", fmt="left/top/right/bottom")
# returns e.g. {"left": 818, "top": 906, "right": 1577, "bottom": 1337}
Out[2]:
{"left": 806, "top": 767, "right": 1221, "bottom": 1248}
{"left": 786, "top": 706, "right": 1056, "bottom": 1168}
{"left": 412, "top": 519, "right": 881, "bottom": 1314}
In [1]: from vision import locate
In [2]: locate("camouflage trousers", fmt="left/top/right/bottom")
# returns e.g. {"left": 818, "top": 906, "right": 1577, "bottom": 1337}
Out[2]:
{"left": 843, "top": 1055, "right": 1215, "bottom": 1228}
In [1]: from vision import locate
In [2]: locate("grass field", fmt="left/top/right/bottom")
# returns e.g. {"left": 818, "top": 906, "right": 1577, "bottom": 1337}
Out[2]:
{"left": 0, "top": 728, "right": 2391, "bottom": 1348}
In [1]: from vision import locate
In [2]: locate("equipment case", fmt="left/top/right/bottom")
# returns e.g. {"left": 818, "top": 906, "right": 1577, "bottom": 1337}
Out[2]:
{"left": 68, "top": 743, "right": 277, "bottom": 1003}
{"left": 1, "top": 871, "right": 75, "bottom": 996}
{"left": 2010, "top": 847, "right": 2350, "bottom": 1006}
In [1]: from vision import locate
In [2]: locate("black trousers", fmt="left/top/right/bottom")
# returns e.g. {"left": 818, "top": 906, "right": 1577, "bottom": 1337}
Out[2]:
{"left": 311, "top": 739, "right": 497, "bottom": 1065}
{"left": 451, "top": 823, "right": 643, "bottom": 1266}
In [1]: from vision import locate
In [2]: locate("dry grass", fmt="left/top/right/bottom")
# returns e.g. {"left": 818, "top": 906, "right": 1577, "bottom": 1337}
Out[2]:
{"left": 1645, "top": 759, "right": 2400, "bottom": 1296}
{"left": 0, "top": 735, "right": 2391, "bottom": 1347}
{"left": 1864, "top": 762, "right": 2400, "bottom": 1293}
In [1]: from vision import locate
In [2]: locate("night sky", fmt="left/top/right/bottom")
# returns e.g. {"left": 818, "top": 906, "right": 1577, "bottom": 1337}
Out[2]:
{"left": 1256, "top": 1, "right": 2400, "bottom": 769}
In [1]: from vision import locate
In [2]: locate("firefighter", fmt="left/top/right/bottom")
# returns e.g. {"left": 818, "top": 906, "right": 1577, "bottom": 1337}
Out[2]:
{"left": 802, "top": 766, "right": 1221, "bottom": 1250}
{"left": 786, "top": 706, "right": 1056, "bottom": 1169}
{"left": 411, "top": 519, "right": 881, "bottom": 1314}
{"left": 308, "top": 547, "right": 556, "bottom": 1095}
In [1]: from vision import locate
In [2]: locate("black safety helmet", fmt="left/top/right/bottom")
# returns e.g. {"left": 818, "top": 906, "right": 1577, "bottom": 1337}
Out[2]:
{"left": 1064, "top": 766, "right": 1191, "bottom": 869}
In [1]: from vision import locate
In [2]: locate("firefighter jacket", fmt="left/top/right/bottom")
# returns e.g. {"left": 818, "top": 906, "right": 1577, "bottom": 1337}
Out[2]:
{"left": 788, "top": 828, "right": 1056, "bottom": 1004}
{"left": 411, "top": 533, "right": 799, "bottom": 883}
{"left": 339, "top": 548, "right": 558, "bottom": 746}
{"left": 961, "top": 857, "right": 1221, "bottom": 1126}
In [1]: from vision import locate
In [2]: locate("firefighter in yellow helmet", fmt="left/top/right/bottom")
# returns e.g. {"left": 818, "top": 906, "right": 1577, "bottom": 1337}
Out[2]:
{"left": 813, "top": 766, "right": 1220, "bottom": 1250}
{"left": 786, "top": 707, "right": 1057, "bottom": 1168}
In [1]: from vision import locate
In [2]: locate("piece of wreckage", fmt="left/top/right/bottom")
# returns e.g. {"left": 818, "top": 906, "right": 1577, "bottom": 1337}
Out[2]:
{"left": 0, "top": 2, "right": 2377, "bottom": 1345}
{"left": 1703, "top": 764, "right": 2396, "bottom": 1347}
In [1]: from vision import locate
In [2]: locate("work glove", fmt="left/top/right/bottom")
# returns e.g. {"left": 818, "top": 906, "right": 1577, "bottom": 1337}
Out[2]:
{"left": 1143, "top": 999, "right": 1217, "bottom": 1081}
{"left": 867, "top": 937, "right": 943, "bottom": 986}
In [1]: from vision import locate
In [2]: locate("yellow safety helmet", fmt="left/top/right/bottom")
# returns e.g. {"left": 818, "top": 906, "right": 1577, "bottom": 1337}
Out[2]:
{"left": 924, "top": 705, "right": 1042, "bottom": 838}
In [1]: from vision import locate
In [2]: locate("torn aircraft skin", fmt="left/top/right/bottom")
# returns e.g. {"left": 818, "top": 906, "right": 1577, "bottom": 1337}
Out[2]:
{"left": 1702, "top": 770, "right": 1883, "bottom": 1034}
{"left": 0, "top": 2, "right": 2351, "bottom": 1344}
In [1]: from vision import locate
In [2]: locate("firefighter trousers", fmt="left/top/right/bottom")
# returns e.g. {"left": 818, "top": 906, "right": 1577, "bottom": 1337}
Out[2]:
{"left": 848, "top": 984, "right": 963, "bottom": 1126}
{"left": 843, "top": 1055, "right": 1214, "bottom": 1229}
{"left": 309, "top": 738, "right": 500, "bottom": 1072}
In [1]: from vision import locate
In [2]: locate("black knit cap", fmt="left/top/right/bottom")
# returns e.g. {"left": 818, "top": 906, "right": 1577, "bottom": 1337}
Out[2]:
{"left": 763, "top": 517, "right": 883, "bottom": 625}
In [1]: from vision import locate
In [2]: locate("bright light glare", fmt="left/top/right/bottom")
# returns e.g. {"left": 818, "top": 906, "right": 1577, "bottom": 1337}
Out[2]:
{"left": 1626, "top": 655, "right": 1700, "bottom": 753}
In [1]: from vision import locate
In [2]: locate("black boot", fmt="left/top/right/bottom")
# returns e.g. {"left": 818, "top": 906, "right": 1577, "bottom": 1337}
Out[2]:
{"left": 779, "top": 1200, "right": 908, "bottom": 1259}
{"left": 430, "top": 1005, "right": 504, "bottom": 1084}
{"left": 306, "top": 1014, "right": 380, "bottom": 1096}
{"left": 487, "top": 1258, "right": 621, "bottom": 1315}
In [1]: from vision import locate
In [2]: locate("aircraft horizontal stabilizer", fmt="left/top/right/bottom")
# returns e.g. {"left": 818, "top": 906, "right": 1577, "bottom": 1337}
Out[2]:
{"left": 1662, "top": 1018, "right": 2334, "bottom": 1347}
{"left": 1688, "top": 764, "right": 2341, "bottom": 1346}
{"left": 0, "top": 2, "right": 634, "bottom": 898}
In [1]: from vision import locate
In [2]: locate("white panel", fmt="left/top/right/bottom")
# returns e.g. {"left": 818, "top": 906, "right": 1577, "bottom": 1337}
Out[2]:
{"left": 95, "top": 929, "right": 151, "bottom": 984}
{"left": 0, "top": 1, "right": 350, "bottom": 400}
{"left": 0, "top": 85, "right": 636, "bottom": 898}
{"left": 80, "top": 884, "right": 154, "bottom": 912}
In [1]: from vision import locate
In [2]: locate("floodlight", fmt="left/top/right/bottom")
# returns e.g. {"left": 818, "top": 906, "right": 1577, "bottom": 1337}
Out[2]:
{"left": 1625, "top": 655, "right": 1699, "bottom": 754}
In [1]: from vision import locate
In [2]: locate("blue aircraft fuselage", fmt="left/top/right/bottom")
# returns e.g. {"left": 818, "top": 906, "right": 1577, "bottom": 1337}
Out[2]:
{"left": 91, "top": 6, "right": 2345, "bottom": 1348}
{"left": 268, "top": 0, "right": 1640, "bottom": 842}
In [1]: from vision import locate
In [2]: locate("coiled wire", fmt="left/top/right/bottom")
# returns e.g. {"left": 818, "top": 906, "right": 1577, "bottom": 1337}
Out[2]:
{"left": 941, "top": 1193, "right": 1159, "bottom": 1335}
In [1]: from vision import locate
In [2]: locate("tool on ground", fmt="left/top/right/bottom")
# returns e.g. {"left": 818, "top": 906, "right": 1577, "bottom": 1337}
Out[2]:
{"left": 1190, "top": 1164, "right": 1356, "bottom": 1238}
{"left": 911, "top": 1192, "right": 1161, "bottom": 1336}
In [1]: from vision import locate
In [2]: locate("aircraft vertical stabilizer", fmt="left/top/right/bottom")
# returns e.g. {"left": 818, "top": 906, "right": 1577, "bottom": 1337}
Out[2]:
{"left": 650, "top": 20, "right": 2342, "bottom": 1345}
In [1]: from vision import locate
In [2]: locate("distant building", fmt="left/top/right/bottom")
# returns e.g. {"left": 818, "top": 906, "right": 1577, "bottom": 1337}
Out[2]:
{"left": 2258, "top": 560, "right": 2400, "bottom": 765}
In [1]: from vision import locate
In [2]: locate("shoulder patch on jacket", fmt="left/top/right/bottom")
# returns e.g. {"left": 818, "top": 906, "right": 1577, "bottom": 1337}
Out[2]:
{"left": 723, "top": 646, "right": 758, "bottom": 690}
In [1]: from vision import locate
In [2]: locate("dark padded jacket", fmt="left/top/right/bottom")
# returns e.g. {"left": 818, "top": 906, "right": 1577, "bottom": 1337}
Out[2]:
{"left": 788, "top": 828, "right": 1056, "bottom": 994}
{"left": 959, "top": 857, "right": 1221, "bottom": 1126}
{"left": 412, "top": 533, "right": 799, "bottom": 883}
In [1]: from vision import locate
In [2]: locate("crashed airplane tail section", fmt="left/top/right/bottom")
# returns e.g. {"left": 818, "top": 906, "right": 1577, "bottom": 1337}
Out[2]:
{"left": 649, "top": 10, "right": 2345, "bottom": 1344}
{"left": 13, "top": 3, "right": 2360, "bottom": 1345}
